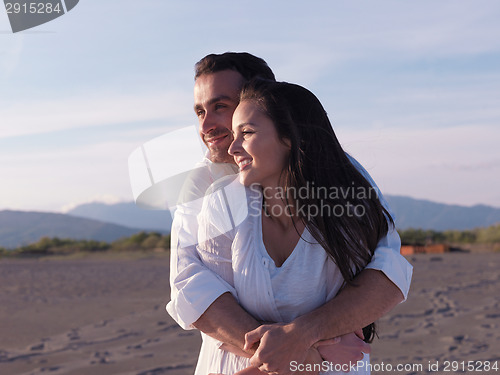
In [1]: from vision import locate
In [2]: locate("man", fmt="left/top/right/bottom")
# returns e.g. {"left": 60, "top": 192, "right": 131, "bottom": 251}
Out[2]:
{"left": 167, "top": 52, "right": 412, "bottom": 374}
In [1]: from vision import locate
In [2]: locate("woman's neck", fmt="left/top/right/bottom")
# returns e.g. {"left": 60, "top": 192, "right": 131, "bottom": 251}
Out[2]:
{"left": 261, "top": 185, "right": 300, "bottom": 230}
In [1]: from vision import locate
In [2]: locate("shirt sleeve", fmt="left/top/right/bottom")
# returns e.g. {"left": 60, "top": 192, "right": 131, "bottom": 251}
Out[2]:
{"left": 347, "top": 153, "right": 413, "bottom": 300}
{"left": 166, "top": 166, "right": 239, "bottom": 330}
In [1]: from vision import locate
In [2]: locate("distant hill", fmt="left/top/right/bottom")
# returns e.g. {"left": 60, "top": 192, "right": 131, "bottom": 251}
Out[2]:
{"left": 67, "top": 202, "right": 172, "bottom": 233}
{"left": 385, "top": 195, "right": 500, "bottom": 231}
{"left": 0, "top": 210, "right": 146, "bottom": 249}
{"left": 3, "top": 196, "right": 499, "bottom": 249}
{"left": 68, "top": 197, "right": 500, "bottom": 233}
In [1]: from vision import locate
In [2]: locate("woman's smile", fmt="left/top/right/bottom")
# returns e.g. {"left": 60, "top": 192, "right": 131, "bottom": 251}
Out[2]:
{"left": 229, "top": 100, "right": 290, "bottom": 188}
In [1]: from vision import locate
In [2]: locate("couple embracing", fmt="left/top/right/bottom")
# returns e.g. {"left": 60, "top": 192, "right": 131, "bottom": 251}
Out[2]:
{"left": 166, "top": 52, "right": 412, "bottom": 375}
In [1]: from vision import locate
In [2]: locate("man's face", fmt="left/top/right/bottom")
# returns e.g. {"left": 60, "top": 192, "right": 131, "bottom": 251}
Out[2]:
{"left": 194, "top": 70, "right": 244, "bottom": 163}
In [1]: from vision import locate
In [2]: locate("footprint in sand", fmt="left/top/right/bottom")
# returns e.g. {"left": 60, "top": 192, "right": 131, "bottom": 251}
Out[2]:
{"left": 30, "top": 343, "right": 45, "bottom": 351}
{"left": 67, "top": 329, "right": 80, "bottom": 341}
{"left": 90, "top": 350, "right": 114, "bottom": 365}
{"left": 39, "top": 366, "right": 61, "bottom": 372}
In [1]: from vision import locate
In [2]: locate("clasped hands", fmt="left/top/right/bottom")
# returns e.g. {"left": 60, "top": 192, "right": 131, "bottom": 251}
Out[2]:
{"left": 218, "top": 322, "right": 370, "bottom": 375}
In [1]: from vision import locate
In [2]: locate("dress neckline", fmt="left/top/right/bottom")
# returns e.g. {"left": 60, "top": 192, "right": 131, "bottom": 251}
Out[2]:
{"left": 255, "top": 194, "right": 308, "bottom": 269}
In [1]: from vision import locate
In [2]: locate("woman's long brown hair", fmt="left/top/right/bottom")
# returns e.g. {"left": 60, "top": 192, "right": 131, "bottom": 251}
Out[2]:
{"left": 240, "top": 79, "right": 394, "bottom": 342}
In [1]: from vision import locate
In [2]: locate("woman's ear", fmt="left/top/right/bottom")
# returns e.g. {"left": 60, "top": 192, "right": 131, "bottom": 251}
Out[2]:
{"left": 282, "top": 138, "right": 292, "bottom": 150}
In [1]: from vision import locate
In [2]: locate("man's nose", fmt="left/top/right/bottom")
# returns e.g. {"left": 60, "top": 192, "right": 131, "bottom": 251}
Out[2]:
{"left": 200, "top": 112, "right": 216, "bottom": 135}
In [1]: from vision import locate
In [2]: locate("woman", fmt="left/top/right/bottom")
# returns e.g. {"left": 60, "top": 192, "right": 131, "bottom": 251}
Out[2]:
{"left": 196, "top": 79, "right": 393, "bottom": 375}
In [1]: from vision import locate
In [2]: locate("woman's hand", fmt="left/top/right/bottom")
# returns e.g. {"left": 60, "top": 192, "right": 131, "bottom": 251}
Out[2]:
{"left": 219, "top": 342, "right": 253, "bottom": 358}
{"left": 231, "top": 347, "right": 323, "bottom": 375}
{"left": 233, "top": 367, "right": 268, "bottom": 375}
{"left": 300, "top": 347, "right": 323, "bottom": 375}
{"left": 315, "top": 330, "right": 370, "bottom": 370}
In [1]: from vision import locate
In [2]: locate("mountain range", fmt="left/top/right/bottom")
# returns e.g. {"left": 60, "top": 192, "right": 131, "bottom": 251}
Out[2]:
{"left": 0, "top": 210, "right": 146, "bottom": 249}
{"left": 1, "top": 196, "right": 499, "bottom": 249}
{"left": 67, "top": 202, "right": 172, "bottom": 233}
{"left": 385, "top": 195, "right": 500, "bottom": 231}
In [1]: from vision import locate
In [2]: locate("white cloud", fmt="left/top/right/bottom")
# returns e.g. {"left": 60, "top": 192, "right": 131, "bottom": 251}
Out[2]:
{"left": 0, "top": 90, "right": 193, "bottom": 139}
{"left": 0, "top": 129, "right": 205, "bottom": 212}
{"left": 1, "top": 0, "right": 499, "bottom": 212}
{"left": 338, "top": 123, "right": 500, "bottom": 207}
{"left": 254, "top": 2, "right": 500, "bottom": 83}
{"left": 0, "top": 138, "right": 139, "bottom": 211}
{"left": 60, "top": 194, "right": 126, "bottom": 213}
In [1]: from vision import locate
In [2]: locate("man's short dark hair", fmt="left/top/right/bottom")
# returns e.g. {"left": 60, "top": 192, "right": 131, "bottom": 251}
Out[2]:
{"left": 195, "top": 52, "right": 276, "bottom": 82}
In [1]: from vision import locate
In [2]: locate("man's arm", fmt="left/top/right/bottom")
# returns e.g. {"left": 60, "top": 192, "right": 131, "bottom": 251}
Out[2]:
{"left": 194, "top": 227, "right": 411, "bottom": 351}
{"left": 171, "top": 157, "right": 412, "bottom": 371}
{"left": 167, "top": 207, "right": 236, "bottom": 330}
{"left": 245, "top": 268, "right": 404, "bottom": 374}
{"left": 188, "top": 199, "right": 412, "bottom": 366}
{"left": 298, "top": 268, "right": 403, "bottom": 341}
{"left": 244, "top": 215, "right": 412, "bottom": 373}
{"left": 193, "top": 292, "right": 260, "bottom": 354}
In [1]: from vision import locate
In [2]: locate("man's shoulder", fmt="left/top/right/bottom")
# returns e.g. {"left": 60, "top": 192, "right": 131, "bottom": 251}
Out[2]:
{"left": 206, "top": 174, "right": 240, "bottom": 196}
{"left": 177, "top": 160, "right": 238, "bottom": 205}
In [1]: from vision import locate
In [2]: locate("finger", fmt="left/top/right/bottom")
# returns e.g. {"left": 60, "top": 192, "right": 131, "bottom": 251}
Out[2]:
{"left": 249, "top": 350, "right": 263, "bottom": 368}
{"left": 354, "top": 329, "right": 364, "bottom": 340}
{"left": 258, "top": 364, "right": 270, "bottom": 373}
{"left": 244, "top": 326, "right": 267, "bottom": 350}
{"left": 257, "top": 364, "right": 278, "bottom": 374}
{"left": 313, "top": 337, "right": 341, "bottom": 348}
{"left": 234, "top": 367, "right": 267, "bottom": 375}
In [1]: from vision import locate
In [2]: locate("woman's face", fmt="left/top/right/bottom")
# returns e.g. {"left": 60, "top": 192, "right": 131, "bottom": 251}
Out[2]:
{"left": 229, "top": 100, "right": 290, "bottom": 188}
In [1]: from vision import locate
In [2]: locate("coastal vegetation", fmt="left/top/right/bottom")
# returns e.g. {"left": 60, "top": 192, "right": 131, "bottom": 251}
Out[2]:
{"left": 1, "top": 224, "right": 500, "bottom": 258}
{"left": 0, "top": 231, "right": 170, "bottom": 258}
{"left": 398, "top": 224, "right": 500, "bottom": 246}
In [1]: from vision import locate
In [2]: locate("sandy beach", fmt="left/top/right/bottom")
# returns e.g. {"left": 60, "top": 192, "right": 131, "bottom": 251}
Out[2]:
{"left": 0, "top": 252, "right": 498, "bottom": 375}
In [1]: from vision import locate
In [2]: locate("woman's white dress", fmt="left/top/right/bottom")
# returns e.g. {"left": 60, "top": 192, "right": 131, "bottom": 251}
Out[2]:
{"left": 195, "top": 176, "right": 370, "bottom": 375}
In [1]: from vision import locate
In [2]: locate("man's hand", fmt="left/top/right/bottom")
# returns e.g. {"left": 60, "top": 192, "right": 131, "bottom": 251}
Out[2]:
{"left": 244, "top": 323, "right": 323, "bottom": 374}
{"left": 315, "top": 330, "right": 370, "bottom": 369}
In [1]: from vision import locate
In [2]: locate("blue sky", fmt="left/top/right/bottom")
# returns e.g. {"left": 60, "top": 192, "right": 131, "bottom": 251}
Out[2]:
{"left": 1, "top": 0, "right": 499, "bottom": 212}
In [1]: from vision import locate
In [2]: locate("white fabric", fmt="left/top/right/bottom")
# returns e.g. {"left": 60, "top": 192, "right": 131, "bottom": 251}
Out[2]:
{"left": 167, "top": 154, "right": 413, "bottom": 331}
{"left": 195, "top": 176, "right": 370, "bottom": 374}
{"left": 166, "top": 156, "right": 239, "bottom": 329}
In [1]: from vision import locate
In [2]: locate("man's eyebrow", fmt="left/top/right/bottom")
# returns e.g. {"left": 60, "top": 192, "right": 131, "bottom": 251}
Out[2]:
{"left": 194, "top": 95, "right": 236, "bottom": 111}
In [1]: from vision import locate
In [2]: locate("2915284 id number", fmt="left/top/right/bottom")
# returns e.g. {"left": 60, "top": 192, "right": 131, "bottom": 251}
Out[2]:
{"left": 5, "top": 2, "right": 62, "bottom": 14}
{"left": 442, "top": 360, "right": 498, "bottom": 372}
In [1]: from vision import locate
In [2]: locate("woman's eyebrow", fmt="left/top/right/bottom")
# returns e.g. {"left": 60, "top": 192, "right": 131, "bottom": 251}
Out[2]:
{"left": 235, "top": 122, "right": 257, "bottom": 129}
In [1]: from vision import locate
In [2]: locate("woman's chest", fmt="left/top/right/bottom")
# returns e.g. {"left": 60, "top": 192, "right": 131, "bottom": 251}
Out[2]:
{"left": 232, "top": 230, "right": 343, "bottom": 322}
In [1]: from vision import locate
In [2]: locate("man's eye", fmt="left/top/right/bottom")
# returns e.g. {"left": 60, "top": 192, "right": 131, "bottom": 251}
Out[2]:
{"left": 196, "top": 110, "right": 205, "bottom": 117}
{"left": 215, "top": 103, "right": 226, "bottom": 110}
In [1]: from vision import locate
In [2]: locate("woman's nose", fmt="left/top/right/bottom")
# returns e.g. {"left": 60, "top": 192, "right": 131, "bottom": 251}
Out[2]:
{"left": 228, "top": 136, "right": 241, "bottom": 156}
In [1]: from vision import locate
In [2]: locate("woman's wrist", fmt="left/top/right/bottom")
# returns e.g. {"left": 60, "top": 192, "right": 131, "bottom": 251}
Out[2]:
{"left": 290, "top": 315, "right": 323, "bottom": 348}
